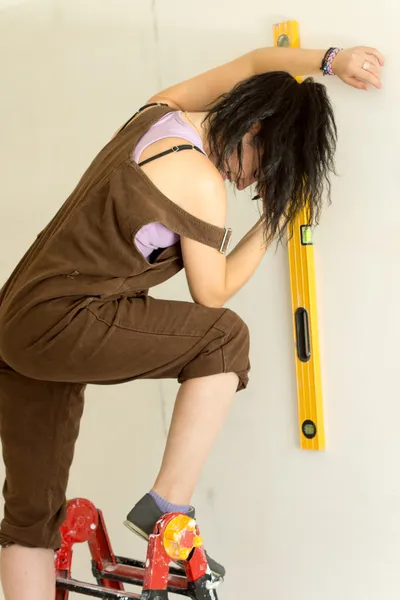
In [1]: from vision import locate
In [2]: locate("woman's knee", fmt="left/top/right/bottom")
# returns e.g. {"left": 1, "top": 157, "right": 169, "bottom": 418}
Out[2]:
{"left": 223, "top": 308, "right": 250, "bottom": 346}
{"left": 219, "top": 309, "right": 250, "bottom": 386}
{"left": 179, "top": 308, "right": 250, "bottom": 390}
{"left": 0, "top": 497, "right": 66, "bottom": 550}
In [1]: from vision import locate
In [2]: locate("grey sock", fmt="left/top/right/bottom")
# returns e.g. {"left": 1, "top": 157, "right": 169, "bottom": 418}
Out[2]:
{"left": 149, "top": 490, "right": 190, "bottom": 515}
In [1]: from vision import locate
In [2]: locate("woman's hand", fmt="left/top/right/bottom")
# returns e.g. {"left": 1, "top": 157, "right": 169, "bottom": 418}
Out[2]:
{"left": 332, "top": 47, "right": 385, "bottom": 90}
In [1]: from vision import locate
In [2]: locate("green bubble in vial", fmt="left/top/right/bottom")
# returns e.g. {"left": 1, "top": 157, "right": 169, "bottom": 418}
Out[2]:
{"left": 301, "top": 226, "right": 313, "bottom": 245}
{"left": 277, "top": 34, "right": 290, "bottom": 47}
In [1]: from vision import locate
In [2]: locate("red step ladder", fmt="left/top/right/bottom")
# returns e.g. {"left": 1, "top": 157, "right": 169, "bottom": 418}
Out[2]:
{"left": 55, "top": 498, "right": 221, "bottom": 600}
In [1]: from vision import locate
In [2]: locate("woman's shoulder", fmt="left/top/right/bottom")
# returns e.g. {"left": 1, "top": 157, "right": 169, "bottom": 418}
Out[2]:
{"left": 140, "top": 140, "right": 227, "bottom": 227}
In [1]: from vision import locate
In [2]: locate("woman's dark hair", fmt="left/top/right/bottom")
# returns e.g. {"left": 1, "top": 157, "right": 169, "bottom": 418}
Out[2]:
{"left": 204, "top": 71, "right": 337, "bottom": 243}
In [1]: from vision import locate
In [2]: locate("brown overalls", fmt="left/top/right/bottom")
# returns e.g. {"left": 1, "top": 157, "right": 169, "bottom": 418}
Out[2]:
{"left": 0, "top": 104, "right": 250, "bottom": 550}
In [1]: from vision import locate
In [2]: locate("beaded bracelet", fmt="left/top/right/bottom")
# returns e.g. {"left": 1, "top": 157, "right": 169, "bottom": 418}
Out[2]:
{"left": 320, "top": 47, "right": 342, "bottom": 76}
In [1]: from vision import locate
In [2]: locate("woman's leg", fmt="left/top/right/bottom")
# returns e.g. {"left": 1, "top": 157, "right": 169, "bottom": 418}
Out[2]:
{"left": 0, "top": 363, "right": 85, "bottom": 600}
{"left": 152, "top": 373, "right": 239, "bottom": 504}
{"left": 1, "top": 546, "right": 55, "bottom": 600}
{"left": 64, "top": 298, "right": 248, "bottom": 510}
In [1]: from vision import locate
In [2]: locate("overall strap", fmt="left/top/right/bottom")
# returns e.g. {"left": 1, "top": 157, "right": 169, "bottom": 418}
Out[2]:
{"left": 118, "top": 103, "right": 169, "bottom": 134}
{"left": 138, "top": 144, "right": 204, "bottom": 167}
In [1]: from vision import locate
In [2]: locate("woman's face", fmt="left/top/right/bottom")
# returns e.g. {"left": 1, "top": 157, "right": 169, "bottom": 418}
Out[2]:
{"left": 220, "top": 131, "right": 260, "bottom": 191}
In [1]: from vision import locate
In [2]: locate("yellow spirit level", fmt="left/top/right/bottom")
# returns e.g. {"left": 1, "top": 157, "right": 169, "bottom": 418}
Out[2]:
{"left": 273, "top": 20, "right": 326, "bottom": 450}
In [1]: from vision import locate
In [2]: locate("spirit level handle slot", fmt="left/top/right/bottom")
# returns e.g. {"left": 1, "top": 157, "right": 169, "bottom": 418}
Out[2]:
{"left": 295, "top": 307, "right": 311, "bottom": 362}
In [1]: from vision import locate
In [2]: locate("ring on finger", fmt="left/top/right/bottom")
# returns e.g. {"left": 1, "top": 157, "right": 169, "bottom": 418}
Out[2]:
{"left": 363, "top": 60, "right": 371, "bottom": 70}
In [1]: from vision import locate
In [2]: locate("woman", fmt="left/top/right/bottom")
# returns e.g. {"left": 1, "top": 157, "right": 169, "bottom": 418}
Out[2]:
{"left": 0, "top": 42, "right": 383, "bottom": 598}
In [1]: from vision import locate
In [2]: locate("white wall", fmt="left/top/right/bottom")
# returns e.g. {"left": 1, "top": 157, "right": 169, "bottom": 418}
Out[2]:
{"left": 0, "top": 1, "right": 399, "bottom": 598}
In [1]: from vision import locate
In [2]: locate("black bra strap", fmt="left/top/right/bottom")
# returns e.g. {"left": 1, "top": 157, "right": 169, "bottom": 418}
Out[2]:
{"left": 138, "top": 144, "right": 204, "bottom": 167}
{"left": 119, "top": 102, "right": 169, "bottom": 134}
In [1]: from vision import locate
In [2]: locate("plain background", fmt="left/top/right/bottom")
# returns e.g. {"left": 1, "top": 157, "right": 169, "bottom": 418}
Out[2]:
{"left": 0, "top": 1, "right": 399, "bottom": 598}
